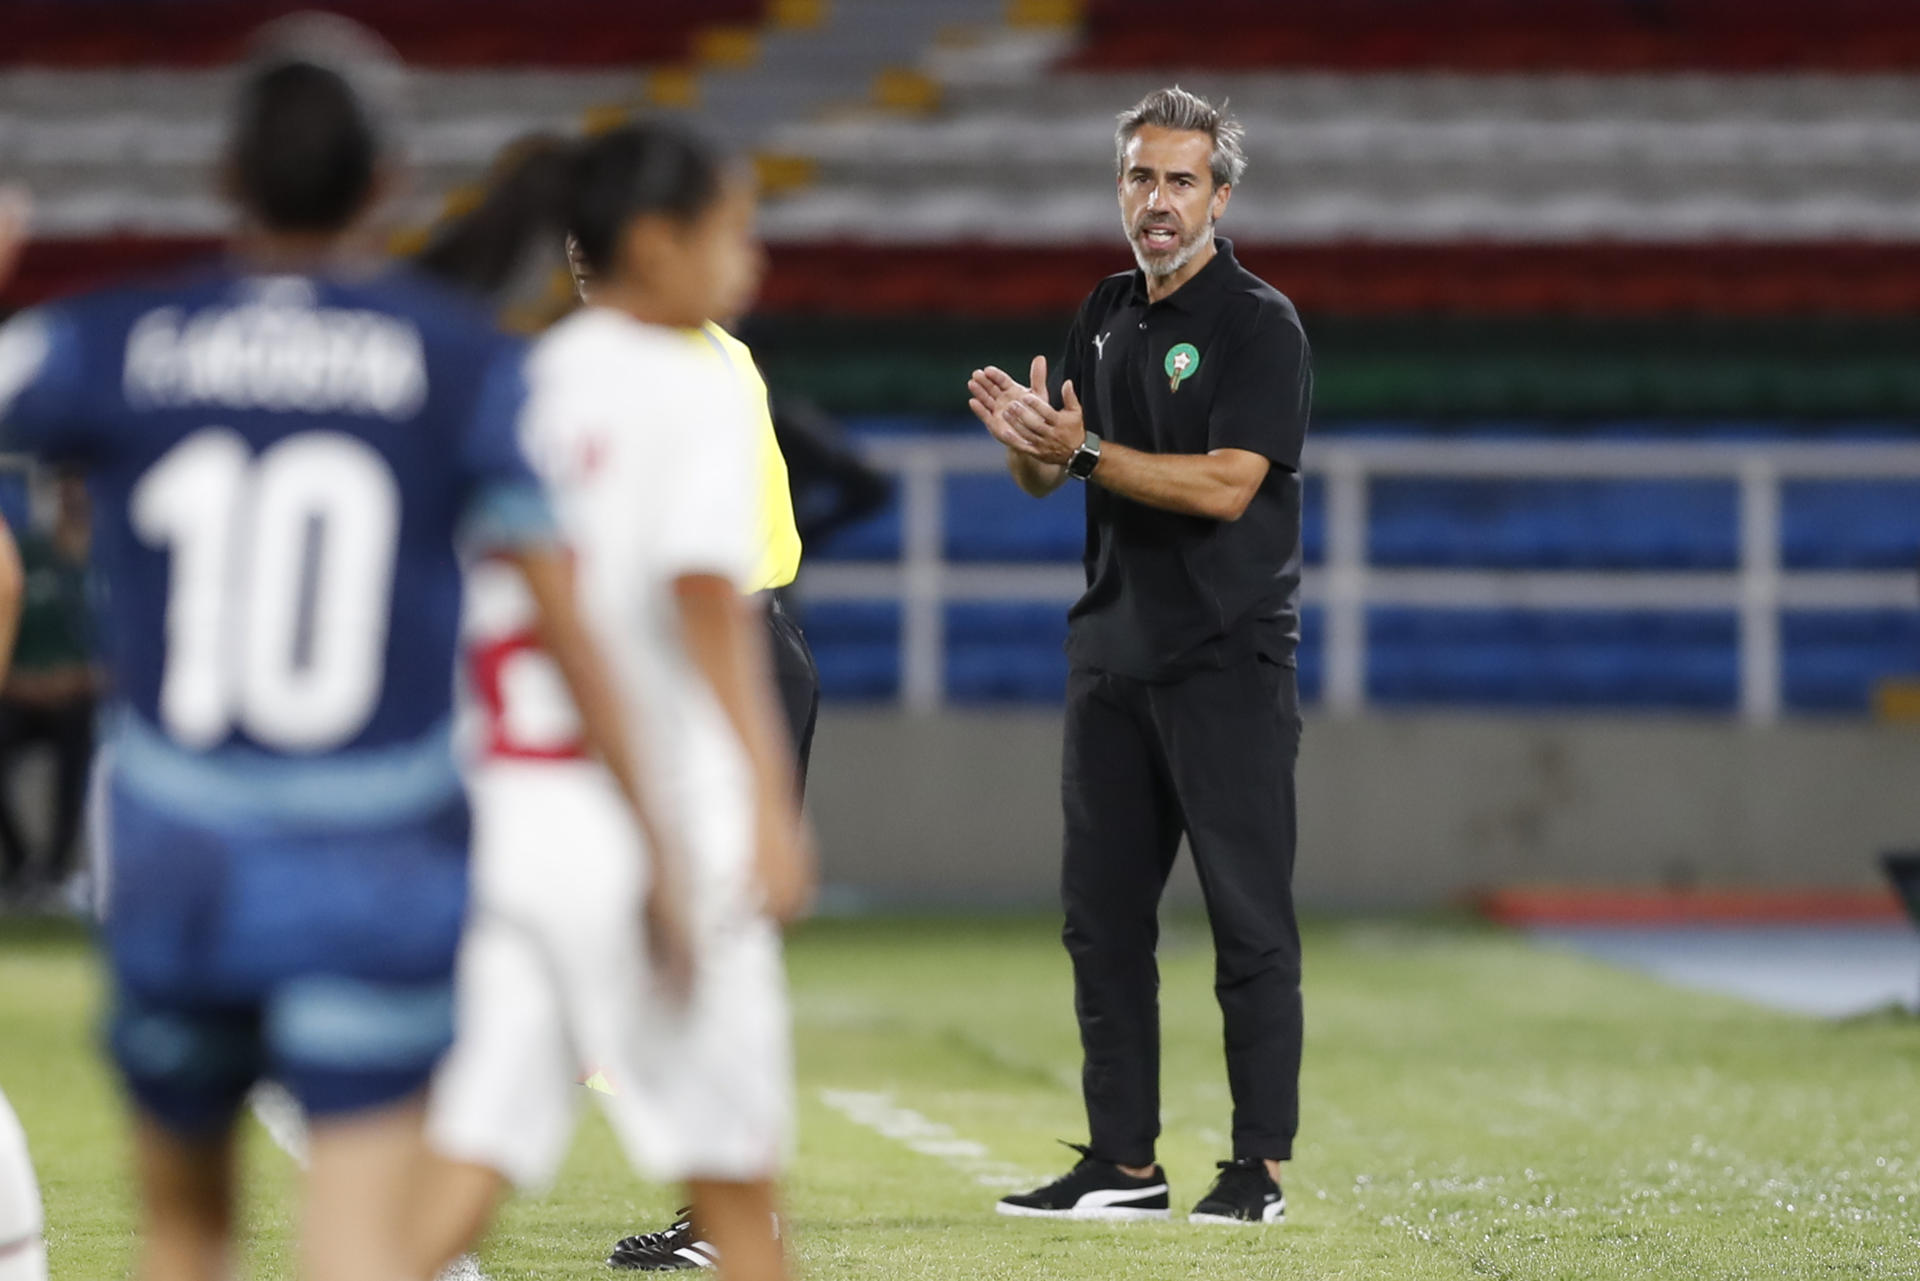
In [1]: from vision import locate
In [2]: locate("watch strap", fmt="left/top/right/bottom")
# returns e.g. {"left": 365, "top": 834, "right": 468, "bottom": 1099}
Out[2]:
{"left": 1067, "top": 430, "right": 1103, "bottom": 480}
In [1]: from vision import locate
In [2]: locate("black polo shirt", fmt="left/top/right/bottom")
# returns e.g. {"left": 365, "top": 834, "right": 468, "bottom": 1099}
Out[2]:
{"left": 1050, "top": 238, "right": 1313, "bottom": 681}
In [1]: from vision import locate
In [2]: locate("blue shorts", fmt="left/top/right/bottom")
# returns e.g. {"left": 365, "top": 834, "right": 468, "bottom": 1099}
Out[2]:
{"left": 102, "top": 783, "right": 470, "bottom": 1138}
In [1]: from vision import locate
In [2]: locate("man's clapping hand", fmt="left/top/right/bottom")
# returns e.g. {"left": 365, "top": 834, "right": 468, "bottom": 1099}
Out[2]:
{"left": 968, "top": 356, "right": 1087, "bottom": 466}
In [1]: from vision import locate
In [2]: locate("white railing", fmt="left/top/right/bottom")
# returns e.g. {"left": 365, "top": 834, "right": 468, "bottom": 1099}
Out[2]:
{"left": 797, "top": 438, "right": 1920, "bottom": 721}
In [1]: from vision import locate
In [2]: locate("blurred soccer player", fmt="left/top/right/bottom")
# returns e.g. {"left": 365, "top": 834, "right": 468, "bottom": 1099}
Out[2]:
{"left": 563, "top": 231, "right": 820, "bottom": 802}
{"left": 0, "top": 1086, "right": 45, "bottom": 1281}
{"left": 0, "top": 22, "right": 684, "bottom": 1281}
{"left": 585, "top": 235, "right": 817, "bottom": 1270}
{"left": 418, "top": 122, "right": 811, "bottom": 1281}
{"left": 0, "top": 194, "right": 36, "bottom": 1270}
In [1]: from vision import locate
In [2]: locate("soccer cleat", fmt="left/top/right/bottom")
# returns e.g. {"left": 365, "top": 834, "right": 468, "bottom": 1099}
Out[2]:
{"left": 607, "top": 1209, "right": 716, "bottom": 1271}
{"left": 1188, "top": 1158, "right": 1286, "bottom": 1225}
{"left": 995, "top": 1142, "right": 1171, "bottom": 1221}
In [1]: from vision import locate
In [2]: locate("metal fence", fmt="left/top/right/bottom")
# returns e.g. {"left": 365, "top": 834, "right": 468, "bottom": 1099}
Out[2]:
{"left": 799, "top": 437, "right": 1920, "bottom": 719}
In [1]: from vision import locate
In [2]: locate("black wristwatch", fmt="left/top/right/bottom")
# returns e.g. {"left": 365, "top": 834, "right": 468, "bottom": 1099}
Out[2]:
{"left": 1066, "top": 430, "right": 1103, "bottom": 481}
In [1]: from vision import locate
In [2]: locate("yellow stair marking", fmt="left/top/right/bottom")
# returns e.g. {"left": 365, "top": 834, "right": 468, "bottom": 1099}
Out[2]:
{"left": 755, "top": 153, "right": 819, "bottom": 196}
{"left": 1008, "top": 0, "right": 1083, "bottom": 28}
{"left": 579, "top": 102, "right": 633, "bottom": 135}
{"left": 645, "top": 67, "right": 701, "bottom": 110}
{"left": 772, "top": 0, "right": 829, "bottom": 29}
{"left": 694, "top": 25, "right": 762, "bottom": 69}
{"left": 872, "top": 67, "right": 940, "bottom": 114}
{"left": 1874, "top": 679, "right": 1920, "bottom": 723}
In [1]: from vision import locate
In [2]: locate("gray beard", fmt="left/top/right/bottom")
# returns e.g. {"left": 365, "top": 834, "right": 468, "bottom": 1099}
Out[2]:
{"left": 1128, "top": 216, "right": 1213, "bottom": 279}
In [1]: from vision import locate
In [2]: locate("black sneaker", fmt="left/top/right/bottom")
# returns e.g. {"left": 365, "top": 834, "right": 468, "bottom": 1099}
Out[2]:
{"left": 995, "top": 1143, "right": 1171, "bottom": 1221}
{"left": 608, "top": 1209, "right": 715, "bottom": 1271}
{"left": 1188, "top": 1158, "right": 1285, "bottom": 1225}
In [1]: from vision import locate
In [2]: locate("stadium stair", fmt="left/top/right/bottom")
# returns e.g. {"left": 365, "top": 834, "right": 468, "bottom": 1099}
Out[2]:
{"left": 0, "top": 0, "right": 1020, "bottom": 295}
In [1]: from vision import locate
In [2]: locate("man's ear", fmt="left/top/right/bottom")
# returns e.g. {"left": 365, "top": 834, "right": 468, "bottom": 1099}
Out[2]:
{"left": 1211, "top": 181, "right": 1232, "bottom": 223}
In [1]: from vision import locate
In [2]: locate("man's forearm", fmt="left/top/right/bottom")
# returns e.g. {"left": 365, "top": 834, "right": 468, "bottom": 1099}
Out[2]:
{"left": 0, "top": 521, "right": 24, "bottom": 688}
{"left": 1087, "top": 443, "right": 1266, "bottom": 521}
{"left": 1008, "top": 448, "right": 1068, "bottom": 498}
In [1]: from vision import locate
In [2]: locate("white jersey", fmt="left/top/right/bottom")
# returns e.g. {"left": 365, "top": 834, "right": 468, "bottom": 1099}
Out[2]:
{"left": 466, "top": 306, "right": 759, "bottom": 858}
{"left": 435, "top": 307, "right": 791, "bottom": 1188}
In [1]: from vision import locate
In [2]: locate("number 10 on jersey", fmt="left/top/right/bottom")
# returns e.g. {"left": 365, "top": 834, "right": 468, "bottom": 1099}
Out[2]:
{"left": 132, "top": 427, "right": 400, "bottom": 753}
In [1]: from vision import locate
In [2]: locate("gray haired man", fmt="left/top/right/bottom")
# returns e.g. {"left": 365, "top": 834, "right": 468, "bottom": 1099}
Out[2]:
{"left": 968, "top": 87, "right": 1312, "bottom": 1226}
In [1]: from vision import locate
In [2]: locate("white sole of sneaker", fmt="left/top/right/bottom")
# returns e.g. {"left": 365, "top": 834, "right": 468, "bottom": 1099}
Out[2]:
{"left": 1188, "top": 1202, "right": 1287, "bottom": 1226}
{"left": 996, "top": 1203, "right": 1172, "bottom": 1222}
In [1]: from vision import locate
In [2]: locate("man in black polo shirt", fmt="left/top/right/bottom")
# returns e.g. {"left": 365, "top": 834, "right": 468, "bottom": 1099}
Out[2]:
{"left": 967, "top": 87, "right": 1311, "bottom": 1227}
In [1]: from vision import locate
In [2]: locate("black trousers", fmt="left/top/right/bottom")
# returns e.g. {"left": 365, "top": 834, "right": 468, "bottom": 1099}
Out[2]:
{"left": 0, "top": 696, "right": 95, "bottom": 886}
{"left": 765, "top": 594, "right": 820, "bottom": 797}
{"left": 1061, "top": 657, "right": 1302, "bottom": 1167}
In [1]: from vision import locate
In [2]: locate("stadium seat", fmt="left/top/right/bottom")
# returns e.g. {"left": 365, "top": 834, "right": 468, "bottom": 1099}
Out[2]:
{"left": 800, "top": 429, "right": 1920, "bottom": 709}
{"left": 1369, "top": 479, "right": 1740, "bottom": 570}
{"left": 797, "top": 600, "right": 901, "bottom": 700}
{"left": 944, "top": 477, "right": 1085, "bottom": 563}
{"left": 1367, "top": 609, "right": 1741, "bottom": 709}
{"left": 1783, "top": 612, "right": 1920, "bottom": 712}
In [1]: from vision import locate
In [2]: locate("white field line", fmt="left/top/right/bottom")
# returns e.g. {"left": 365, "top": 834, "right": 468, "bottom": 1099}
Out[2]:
{"left": 247, "top": 1083, "right": 308, "bottom": 1168}
{"left": 818, "top": 1088, "right": 1036, "bottom": 1190}
{"left": 246, "top": 1084, "right": 492, "bottom": 1281}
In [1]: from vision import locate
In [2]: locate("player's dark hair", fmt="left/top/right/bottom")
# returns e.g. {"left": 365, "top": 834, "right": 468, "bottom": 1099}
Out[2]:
{"left": 414, "top": 135, "right": 574, "bottom": 300}
{"left": 567, "top": 121, "right": 728, "bottom": 276}
{"left": 230, "top": 60, "right": 380, "bottom": 233}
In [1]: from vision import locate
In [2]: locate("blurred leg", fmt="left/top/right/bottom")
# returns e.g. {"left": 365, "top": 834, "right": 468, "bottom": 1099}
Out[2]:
{"left": 687, "top": 1179, "right": 783, "bottom": 1281}
{"left": 302, "top": 1097, "right": 428, "bottom": 1281}
{"left": 0, "top": 1088, "right": 47, "bottom": 1281}
{"left": 0, "top": 705, "right": 30, "bottom": 889}
{"left": 44, "top": 698, "right": 94, "bottom": 884}
{"left": 130, "top": 1116, "right": 236, "bottom": 1281}
{"left": 764, "top": 599, "right": 818, "bottom": 797}
{"left": 406, "top": 1155, "right": 505, "bottom": 1280}
{"left": 416, "top": 894, "right": 586, "bottom": 1277}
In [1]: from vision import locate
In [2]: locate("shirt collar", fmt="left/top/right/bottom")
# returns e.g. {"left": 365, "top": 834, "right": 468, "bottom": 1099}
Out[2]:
{"left": 1128, "top": 236, "right": 1238, "bottom": 313}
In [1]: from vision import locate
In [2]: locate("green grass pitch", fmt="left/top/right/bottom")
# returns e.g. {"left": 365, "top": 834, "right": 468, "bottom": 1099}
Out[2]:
{"left": 5, "top": 913, "right": 1920, "bottom": 1279}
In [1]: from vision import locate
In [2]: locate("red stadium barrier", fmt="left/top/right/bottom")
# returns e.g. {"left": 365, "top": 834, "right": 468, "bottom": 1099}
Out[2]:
{"left": 754, "top": 242, "right": 1920, "bottom": 319}
{"left": 3, "top": 236, "right": 222, "bottom": 307}
{"left": 17, "top": 237, "right": 1920, "bottom": 318}
{"left": 1479, "top": 887, "right": 1906, "bottom": 926}
{"left": 1074, "top": 0, "right": 1920, "bottom": 72}
{"left": 0, "top": 0, "right": 765, "bottom": 67}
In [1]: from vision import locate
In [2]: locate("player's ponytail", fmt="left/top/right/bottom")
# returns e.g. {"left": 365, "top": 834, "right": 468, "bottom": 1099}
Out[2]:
{"left": 413, "top": 136, "right": 575, "bottom": 302}
{"left": 565, "top": 121, "right": 728, "bottom": 277}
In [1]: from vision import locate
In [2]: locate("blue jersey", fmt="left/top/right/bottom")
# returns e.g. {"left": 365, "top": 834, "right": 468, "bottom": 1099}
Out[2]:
{"left": 0, "top": 263, "right": 558, "bottom": 1126}
{"left": 0, "top": 264, "right": 552, "bottom": 831}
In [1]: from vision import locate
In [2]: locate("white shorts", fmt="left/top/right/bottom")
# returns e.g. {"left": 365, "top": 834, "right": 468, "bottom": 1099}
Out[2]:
{"left": 0, "top": 1089, "right": 47, "bottom": 1281}
{"left": 427, "top": 760, "right": 791, "bottom": 1190}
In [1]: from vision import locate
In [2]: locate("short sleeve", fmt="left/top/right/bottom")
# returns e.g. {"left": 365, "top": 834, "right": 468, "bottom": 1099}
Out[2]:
{"left": 1206, "top": 306, "right": 1313, "bottom": 471}
{"left": 458, "top": 339, "right": 559, "bottom": 550}
{"left": 651, "top": 353, "right": 757, "bottom": 586}
{"left": 1049, "top": 292, "right": 1097, "bottom": 406}
{"left": 0, "top": 306, "right": 90, "bottom": 459}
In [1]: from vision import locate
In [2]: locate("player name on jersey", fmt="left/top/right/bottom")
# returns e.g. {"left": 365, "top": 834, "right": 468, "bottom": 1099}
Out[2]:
{"left": 123, "top": 289, "right": 427, "bottom": 421}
